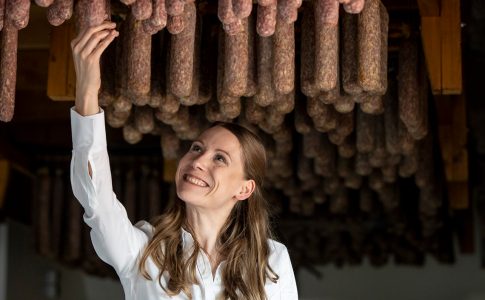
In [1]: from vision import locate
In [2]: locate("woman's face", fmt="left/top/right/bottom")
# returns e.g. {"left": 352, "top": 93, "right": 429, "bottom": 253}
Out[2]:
{"left": 175, "top": 126, "right": 254, "bottom": 210}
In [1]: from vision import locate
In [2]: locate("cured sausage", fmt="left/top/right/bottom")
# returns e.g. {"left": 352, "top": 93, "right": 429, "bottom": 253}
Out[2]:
{"left": 314, "top": 0, "right": 339, "bottom": 91}
{"left": 6, "top": 0, "right": 30, "bottom": 30}
{"left": 300, "top": 3, "right": 318, "bottom": 97}
{"left": 133, "top": 0, "right": 153, "bottom": 21}
{"left": 343, "top": 0, "right": 365, "bottom": 14}
{"left": 106, "top": 103, "right": 131, "bottom": 128}
{"left": 245, "top": 98, "right": 265, "bottom": 124}
{"left": 35, "top": 0, "right": 54, "bottom": 7}
{"left": 357, "top": 0, "right": 385, "bottom": 93}
{"left": 224, "top": 17, "right": 249, "bottom": 97}
{"left": 0, "top": 22, "right": 18, "bottom": 122}
{"left": 47, "top": 0, "right": 74, "bottom": 26}
{"left": 295, "top": 98, "right": 313, "bottom": 134}
{"left": 384, "top": 81, "right": 400, "bottom": 155}
{"left": 356, "top": 107, "right": 375, "bottom": 153}
{"left": 124, "top": 13, "right": 151, "bottom": 105}
{"left": 142, "top": 0, "right": 168, "bottom": 34}
{"left": 256, "top": 3, "right": 276, "bottom": 37}
{"left": 338, "top": 135, "right": 356, "bottom": 158}
{"left": 180, "top": 16, "right": 201, "bottom": 106}
{"left": 254, "top": 35, "right": 276, "bottom": 106}
{"left": 75, "top": 0, "right": 106, "bottom": 32}
{"left": 360, "top": 94, "right": 384, "bottom": 115}
{"left": 123, "top": 120, "right": 143, "bottom": 144}
{"left": 134, "top": 106, "right": 155, "bottom": 134}
{"left": 218, "top": 0, "right": 237, "bottom": 25}
{"left": 166, "top": 0, "right": 184, "bottom": 16}
{"left": 341, "top": 12, "right": 362, "bottom": 95}
{"left": 328, "top": 111, "right": 354, "bottom": 145}
{"left": 273, "top": 18, "right": 295, "bottom": 94}
{"left": 0, "top": 0, "right": 4, "bottom": 31}
{"left": 244, "top": 14, "right": 257, "bottom": 97}
{"left": 233, "top": 0, "right": 252, "bottom": 19}
{"left": 278, "top": 0, "right": 298, "bottom": 24}
{"left": 169, "top": 2, "right": 196, "bottom": 97}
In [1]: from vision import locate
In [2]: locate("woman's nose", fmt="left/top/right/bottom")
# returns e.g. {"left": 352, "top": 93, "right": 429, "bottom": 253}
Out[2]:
{"left": 190, "top": 154, "right": 208, "bottom": 170}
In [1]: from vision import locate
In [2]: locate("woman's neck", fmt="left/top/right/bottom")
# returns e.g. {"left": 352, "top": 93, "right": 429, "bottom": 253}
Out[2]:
{"left": 185, "top": 205, "right": 230, "bottom": 259}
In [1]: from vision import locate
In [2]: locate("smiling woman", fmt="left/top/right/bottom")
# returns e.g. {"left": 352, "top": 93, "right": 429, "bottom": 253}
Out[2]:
{"left": 69, "top": 21, "right": 297, "bottom": 300}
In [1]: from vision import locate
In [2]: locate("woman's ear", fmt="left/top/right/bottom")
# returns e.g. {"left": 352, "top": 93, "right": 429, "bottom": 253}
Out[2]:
{"left": 235, "top": 179, "right": 256, "bottom": 201}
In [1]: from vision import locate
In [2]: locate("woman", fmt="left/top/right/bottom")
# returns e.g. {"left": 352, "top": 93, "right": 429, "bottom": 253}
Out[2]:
{"left": 70, "top": 21, "right": 298, "bottom": 300}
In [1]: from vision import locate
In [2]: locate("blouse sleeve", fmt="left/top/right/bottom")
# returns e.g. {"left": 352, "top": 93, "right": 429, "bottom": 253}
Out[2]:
{"left": 69, "top": 107, "right": 150, "bottom": 277}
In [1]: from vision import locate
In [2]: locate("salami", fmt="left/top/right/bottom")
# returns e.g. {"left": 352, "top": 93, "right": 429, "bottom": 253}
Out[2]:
{"left": 233, "top": 0, "right": 252, "bottom": 19}
{"left": 314, "top": 0, "right": 339, "bottom": 91}
{"left": 35, "top": 0, "right": 54, "bottom": 7}
{"left": 357, "top": 0, "right": 385, "bottom": 92}
{"left": 143, "top": 0, "right": 168, "bottom": 34}
{"left": 224, "top": 17, "right": 249, "bottom": 97}
{"left": 75, "top": 0, "right": 106, "bottom": 32}
{"left": 256, "top": 3, "right": 276, "bottom": 37}
{"left": 218, "top": 0, "right": 237, "bottom": 25}
{"left": 124, "top": 13, "right": 151, "bottom": 105}
{"left": 360, "top": 93, "right": 384, "bottom": 115}
{"left": 341, "top": 12, "right": 362, "bottom": 95}
{"left": 245, "top": 98, "right": 265, "bottom": 124}
{"left": 254, "top": 35, "right": 276, "bottom": 106}
{"left": 343, "top": 0, "right": 365, "bottom": 14}
{"left": 47, "top": 0, "right": 74, "bottom": 26}
{"left": 300, "top": 3, "right": 318, "bottom": 97}
{"left": 6, "top": 0, "right": 30, "bottom": 30}
{"left": 244, "top": 14, "right": 257, "bottom": 97}
{"left": 278, "top": 0, "right": 298, "bottom": 24}
{"left": 166, "top": 0, "right": 184, "bottom": 16}
{"left": 356, "top": 107, "right": 375, "bottom": 153}
{"left": 169, "top": 2, "right": 196, "bottom": 97}
{"left": 134, "top": 106, "right": 155, "bottom": 134}
{"left": 123, "top": 120, "right": 143, "bottom": 144}
{"left": 133, "top": 0, "right": 153, "bottom": 21}
{"left": 273, "top": 18, "right": 295, "bottom": 94}
{"left": 0, "top": 0, "right": 4, "bottom": 31}
{"left": 0, "top": 22, "right": 18, "bottom": 122}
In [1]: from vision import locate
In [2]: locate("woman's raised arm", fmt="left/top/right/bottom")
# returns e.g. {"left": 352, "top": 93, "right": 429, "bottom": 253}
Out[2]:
{"left": 71, "top": 21, "right": 118, "bottom": 117}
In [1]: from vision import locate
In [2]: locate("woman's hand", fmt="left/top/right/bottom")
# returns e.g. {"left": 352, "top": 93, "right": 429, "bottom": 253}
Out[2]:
{"left": 71, "top": 22, "right": 119, "bottom": 116}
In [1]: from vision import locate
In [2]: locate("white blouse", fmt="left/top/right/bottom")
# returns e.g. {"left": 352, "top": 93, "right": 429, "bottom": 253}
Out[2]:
{"left": 69, "top": 107, "right": 299, "bottom": 300}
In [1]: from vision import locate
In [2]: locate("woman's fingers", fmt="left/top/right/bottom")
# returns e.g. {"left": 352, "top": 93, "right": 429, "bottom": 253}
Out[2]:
{"left": 78, "top": 29, "right": 112, "bottom": 59}
{"left": 91, "top": 30, "right": 119, "bottom": 59}
{"left": 71, "top": 21, "right": 116, "bottom": 53}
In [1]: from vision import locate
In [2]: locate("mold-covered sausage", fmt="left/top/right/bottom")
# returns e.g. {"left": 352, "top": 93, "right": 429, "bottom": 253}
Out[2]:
{"left": 143, "top": 0, "right": 167, "bottom": 34}
{"left": 166, "top": 0, "right": 184, "bottom": 16}
{"left": 356, "top": 107, "right": 375, "bottom": 153}
{"left": 233, "top": 0, "right": 252, "bottom": 19}
{"left": 74, "top": 0, "right": 106, "bottom": 32}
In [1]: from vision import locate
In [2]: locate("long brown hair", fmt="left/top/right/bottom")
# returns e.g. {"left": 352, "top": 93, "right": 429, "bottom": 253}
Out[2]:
{"left": 138, "top": 122, "right": 279, "bottom": 299}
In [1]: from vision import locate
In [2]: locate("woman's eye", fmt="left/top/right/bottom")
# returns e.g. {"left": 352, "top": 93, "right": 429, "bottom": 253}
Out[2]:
{"left": 191, "top": 145, "right": 202, "bottom": 152}
{"left": 215, "top": 154, "right": 226, "bottom": 163}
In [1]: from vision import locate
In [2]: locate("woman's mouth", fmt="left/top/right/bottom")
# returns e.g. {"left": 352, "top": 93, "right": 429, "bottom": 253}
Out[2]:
{"left": 183, "top": 174, "right": 209, "bottom": 187}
